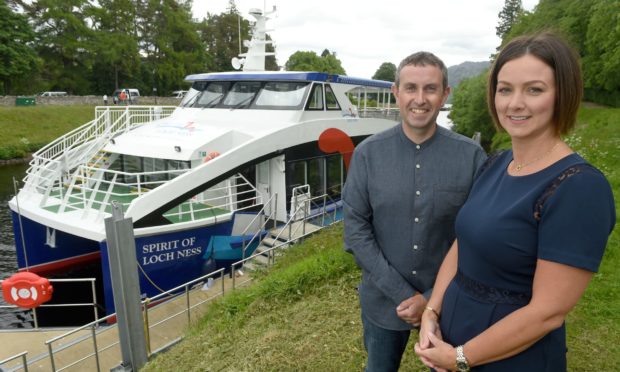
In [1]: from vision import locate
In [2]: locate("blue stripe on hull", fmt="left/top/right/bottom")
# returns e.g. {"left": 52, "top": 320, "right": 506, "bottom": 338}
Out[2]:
{"left": 100, "top": 219, "right": 233, "bottom": 314}
{"left": 11, "top": 211, "right": 100, "bottom": 273}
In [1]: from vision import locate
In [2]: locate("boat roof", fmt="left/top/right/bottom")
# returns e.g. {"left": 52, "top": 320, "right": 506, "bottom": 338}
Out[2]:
{"left": 185, "top": 71, "right": 393, "bottom": 89}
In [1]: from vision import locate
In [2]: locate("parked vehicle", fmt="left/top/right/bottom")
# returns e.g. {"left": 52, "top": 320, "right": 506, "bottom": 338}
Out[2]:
{"left": 171, "top": 90, "right": 188, "bottom": 98}
{"left": 38, "top": 91, "right": 68, "bottom": 97}
{"left": 112, "top": 88, "right": 140, "bottom": 104}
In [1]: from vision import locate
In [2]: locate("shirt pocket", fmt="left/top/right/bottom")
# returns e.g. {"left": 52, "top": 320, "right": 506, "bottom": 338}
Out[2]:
{"left": 433, "top": 187, "right": 467, "bottom": 220}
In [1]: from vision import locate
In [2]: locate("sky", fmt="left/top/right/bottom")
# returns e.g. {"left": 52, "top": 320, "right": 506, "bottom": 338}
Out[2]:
{"left": 192, "top": 0, "right": 540, "bottom": 79}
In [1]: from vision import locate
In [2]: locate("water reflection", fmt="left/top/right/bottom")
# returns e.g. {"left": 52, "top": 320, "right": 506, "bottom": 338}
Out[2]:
{"left": 0, "top": 163, "right": 26, "bottom": 275}
{"left": 0, "top": 163, "right": 31, "bottom": 328}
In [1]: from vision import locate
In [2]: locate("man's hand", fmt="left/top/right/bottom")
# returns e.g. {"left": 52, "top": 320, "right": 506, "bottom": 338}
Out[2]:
{"left": 396, "top": 294, "right": 427, "bottom": 325}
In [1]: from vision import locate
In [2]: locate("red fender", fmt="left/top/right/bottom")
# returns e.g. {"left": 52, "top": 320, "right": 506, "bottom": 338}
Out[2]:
{"left": 1, "top": 272, "right": 53, "bottom": 308}
{"left": 318, "top": 128, "right": 355, "bottom": 172}
{"left": 203, "top": 151, "right": 221, "bottom": 163}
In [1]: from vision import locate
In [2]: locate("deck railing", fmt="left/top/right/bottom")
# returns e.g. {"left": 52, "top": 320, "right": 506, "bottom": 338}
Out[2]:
{"left": 0, "top": 194, "right": 340, "bottom": 372}
{"left": 43, "top": 167, "right": 261, "bottom": 223}
{"left": 23, "top": 106, "right": 176, "bottom": 196}
{"left": 0, "top": 278, "right": 99, "bottom": 329}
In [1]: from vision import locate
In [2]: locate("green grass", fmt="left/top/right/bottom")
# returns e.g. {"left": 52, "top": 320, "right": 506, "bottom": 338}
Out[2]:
{"left": 143, "top": 224, "right": 426, "bottom": 371}
{"left": 564, "top": 107, "right": 620, "bottom": 371}
{"left": 142, "top": 106, "right": 619, "bottom": 371}
{"left": 0, "top": 105, "right": 96, "bottom": 159}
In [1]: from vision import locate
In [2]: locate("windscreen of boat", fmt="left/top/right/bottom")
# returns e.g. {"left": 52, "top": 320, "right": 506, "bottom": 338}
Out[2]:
{"left": 183, "top": 80, "right": 310, "bottom": 110}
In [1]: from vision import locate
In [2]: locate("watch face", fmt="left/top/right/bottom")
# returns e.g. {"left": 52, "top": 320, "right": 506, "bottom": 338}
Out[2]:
{"left": 456, "top": 360, "right": 469, "bottom": 371}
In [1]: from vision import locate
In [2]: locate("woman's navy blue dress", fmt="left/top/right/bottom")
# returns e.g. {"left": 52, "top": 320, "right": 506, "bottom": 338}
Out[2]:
{"left": 439, "top": 151, "right": 615, "bottom": 371}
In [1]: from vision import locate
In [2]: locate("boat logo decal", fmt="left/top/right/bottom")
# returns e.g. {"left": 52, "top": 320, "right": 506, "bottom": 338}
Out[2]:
{"left": 318, "top": 128, "right": 355, "bottom": 172}
{"left": 152, "top": 121, "right": 203, "bottom": 137}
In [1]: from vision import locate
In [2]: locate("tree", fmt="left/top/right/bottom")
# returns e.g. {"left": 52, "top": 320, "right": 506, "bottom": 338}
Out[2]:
{"left": 87, "top": 0, "right": 140, "bottom": 93}
{"left": 137, "top": 0, "right": 208, "bottom": 95}
{"left": 0, "top": 2, "right": 40, "bottom": 94}
{"left": 496, "top": 0, "right": 524, "bottom": 40}
{"left": 450, "top": 73, "right": 496, "bottom": 151}
{"left": 285, "top": 50, "right": 346, "bottom": 75}
{"left": 24, "top": 0, "right": 94, "bottom": 94}
{"left": 372, "top": 62, "right": 396, "bottom": 82}
{"left": 582, "top": 0, "right": 620, "bottom": 105}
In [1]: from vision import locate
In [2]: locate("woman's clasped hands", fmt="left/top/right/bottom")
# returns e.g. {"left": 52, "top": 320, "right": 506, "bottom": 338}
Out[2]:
{"left": 414, "top": 309, "right": 454, "bottom": 372}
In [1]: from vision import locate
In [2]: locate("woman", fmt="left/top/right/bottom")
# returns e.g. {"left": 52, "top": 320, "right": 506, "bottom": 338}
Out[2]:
{"left": 414, "top": 32, "right": 616, "bottom": 371}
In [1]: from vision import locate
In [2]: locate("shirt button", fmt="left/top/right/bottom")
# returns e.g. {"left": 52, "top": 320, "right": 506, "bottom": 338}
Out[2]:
{"left": 413, "top": 245, "right": 418, "bottom": 250}
{"left": 414, "top": 217, "right": 419, "bottom": 223}
{"left": 415, "top": 190, "right": 420, "bottom": 196}
{"left": 416, "top": 145, "right": 421, "bottom": 149}
{"left": 416, "top": 164, "right": 421, "bottom": 169}
{"left": 412, "top": 270, "right": 417, "bottom": 275}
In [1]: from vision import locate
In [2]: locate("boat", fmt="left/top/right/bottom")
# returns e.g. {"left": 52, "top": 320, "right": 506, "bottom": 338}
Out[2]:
{"left": 7, "top": 7, "right": 399, "bottom": 317}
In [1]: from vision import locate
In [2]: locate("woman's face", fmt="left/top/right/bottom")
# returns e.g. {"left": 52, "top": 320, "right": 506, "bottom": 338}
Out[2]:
{"left": 494, "top": 54, "right": 556, "bottom": 141}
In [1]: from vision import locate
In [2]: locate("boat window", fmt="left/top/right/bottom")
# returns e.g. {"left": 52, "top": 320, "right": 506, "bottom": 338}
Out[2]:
{"left": 326, "top": 155, "right": 344, "bottom": 199}
{"left": 254, "top": 82, "right": 309, "bottom": 109}
{"left": 193, "top": 82, "right": 230, "bottom": 108}
{"left": 222, "top": 81, "right": 262, "bottom": 108}
{"left": 325, "top": 85, "right": 341, "bottom": 110}
{"left": 105, "top": 155, "right": 190, "bottom": 187}
{"left": 288, "top": 161, "right": 307, "bottom": 190}
{"left": 306, "top": 84, "right": 324, "bottom": 110}
{"left": 306, "top": 157, "right": 325, "bottom": 197}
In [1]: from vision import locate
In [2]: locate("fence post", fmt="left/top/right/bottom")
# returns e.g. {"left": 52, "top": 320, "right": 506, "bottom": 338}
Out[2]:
{"left": 105, "top": 202, "right": 148, "bottom": 371}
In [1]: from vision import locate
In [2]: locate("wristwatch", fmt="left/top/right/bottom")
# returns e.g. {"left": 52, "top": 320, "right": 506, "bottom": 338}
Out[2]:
{"left": 456, "top": 345, "right": 470, "bottom": 372}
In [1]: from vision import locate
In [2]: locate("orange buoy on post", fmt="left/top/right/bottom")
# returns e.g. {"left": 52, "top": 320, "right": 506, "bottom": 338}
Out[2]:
{"left": 1, "top": 272, "right": 53, "bottom": 308}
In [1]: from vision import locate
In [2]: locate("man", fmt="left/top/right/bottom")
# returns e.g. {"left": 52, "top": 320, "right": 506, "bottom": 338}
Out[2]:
{"left": 343, "top": 52, "right": 487, "bottom": 372}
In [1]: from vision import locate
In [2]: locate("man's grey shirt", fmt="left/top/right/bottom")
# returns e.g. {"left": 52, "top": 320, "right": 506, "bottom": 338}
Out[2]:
{"left": 343, "top": 124, "right": 487, "bottom": 330}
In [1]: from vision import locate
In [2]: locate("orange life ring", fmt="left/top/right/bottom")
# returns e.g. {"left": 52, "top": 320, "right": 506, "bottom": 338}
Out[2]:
{"left": 1, "top": 272, "right": 54, "bottom": 308}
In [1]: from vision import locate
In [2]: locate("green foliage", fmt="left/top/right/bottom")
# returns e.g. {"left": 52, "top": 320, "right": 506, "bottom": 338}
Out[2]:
{"left": 582, "top": 1, "right": 620, "bottom": 103}
{"left": 503, "top": 0, "right": 620, "bottom": 107}
{"left": 27, "top": 0, "right": 95, "bottom": 94}
{"left": 372, "top": 62, "right": 396, "bottom": 82}
{"left": 450, "top": 72, "right": 495, "bottom": 151}
{"left": 138, "top": 0, "right": 207, "bottom": 95}
{"left": 285, "top": 50, "right": 346, "bottom": 75}
{"left": 87, "top": 0, "right": 141, "bottom": 94}
{"left": 496, "top": 0, "right": 524, "bottom": 40}
{"left": 0, "top": 3, "right": 40, "bottom": 95}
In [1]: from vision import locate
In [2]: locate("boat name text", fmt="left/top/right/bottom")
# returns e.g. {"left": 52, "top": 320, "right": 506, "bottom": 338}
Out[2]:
{"left": 141, "top": 237, "right": 202, "bottom": 265}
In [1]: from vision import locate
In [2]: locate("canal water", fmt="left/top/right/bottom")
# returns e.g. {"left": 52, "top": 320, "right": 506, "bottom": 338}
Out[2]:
{"left": 0, "top": 163, "right": 26, "bottom": 278}
{"left": 0, "top": 163, "right": 32, "bottom": 327}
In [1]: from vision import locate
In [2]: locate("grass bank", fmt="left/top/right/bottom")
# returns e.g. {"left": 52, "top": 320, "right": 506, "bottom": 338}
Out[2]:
{"left": 142, "top": 108, "right": 619, "bottom": 372}
{"left": 0, "top": 105, "right": 95, "bottom": 159}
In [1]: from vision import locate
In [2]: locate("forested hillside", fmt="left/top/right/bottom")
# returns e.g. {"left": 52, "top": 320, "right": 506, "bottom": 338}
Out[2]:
{"left": 450, "top": 0, "right": 620, "bottom": 152}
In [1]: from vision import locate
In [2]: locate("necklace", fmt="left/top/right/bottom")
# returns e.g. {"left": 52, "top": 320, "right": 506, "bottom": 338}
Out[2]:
{"left": 512, "top": 142, "right": 561, "bottom": 172}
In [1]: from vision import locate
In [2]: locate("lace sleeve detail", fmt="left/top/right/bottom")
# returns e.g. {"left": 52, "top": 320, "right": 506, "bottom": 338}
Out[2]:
{"left": 533, "top": 164, "right": 594, "bottom": 221}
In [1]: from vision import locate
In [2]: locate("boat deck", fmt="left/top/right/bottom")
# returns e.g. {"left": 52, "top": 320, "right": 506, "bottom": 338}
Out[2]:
{"left": 43, "top": 183, "right": 230, "bottom": 223}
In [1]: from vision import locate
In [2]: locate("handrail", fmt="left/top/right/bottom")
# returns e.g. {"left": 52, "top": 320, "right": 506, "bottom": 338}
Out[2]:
{"left": 24, "top": 106, "right": 176, "bottom": 194}
{"left": 231, "top": 191, "right": 342, "bottom": 289}
{"left": 40, "top": 268, "right": 225, "bottom": 372}
{"left": 0, "top": 351, "right": 29, "bottom": 372}
{"left": 240, "top": 193, "right": 278, "bottom": 260}
{"left": 0, "top": 277, "right": 99, "bottom": 330}
{"left": 5, "top": 195, "right": 341, "bottom": 371}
